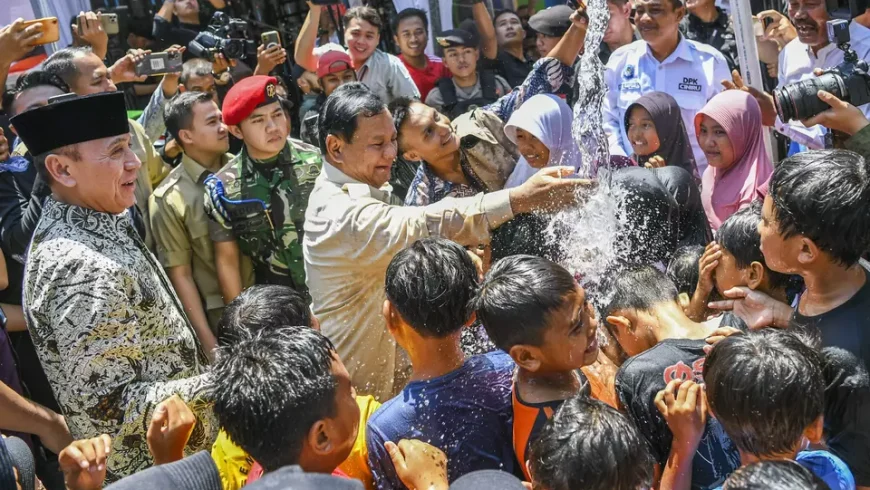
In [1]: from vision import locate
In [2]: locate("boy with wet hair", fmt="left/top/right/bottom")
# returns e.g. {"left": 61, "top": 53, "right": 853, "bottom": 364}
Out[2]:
{"left": 210, "top": 328, "right": 360, "bottom": 477}
{"left": 710, "top": 150, "right": 870, "bottom": 486}
{"left": 702, "top": 329, "right": 855, "bottom": 490}
{"left": 686, "top": 201, "right": 793, "bottom": 331}
{"left": 686, "top": 202, "right": 795, "bottom": 327}
{"left": 601, "top": 265, "right": 740, "bottom": 489}
{"left": 367, "top": 237, "right": 515, "bottom": 487}
{"left": 470, "top": 254, "right": 600, "bottom": 480}
{"left": 528, "top": 395, "right": 654, "bottom": 490}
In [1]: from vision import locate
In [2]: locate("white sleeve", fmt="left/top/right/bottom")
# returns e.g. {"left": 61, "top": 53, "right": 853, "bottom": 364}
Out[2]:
{"left": 773, "top": 117, "right": 826, "bottom": 149}
{"left": 602, "top": 60, "right": 628, "bottom": 157}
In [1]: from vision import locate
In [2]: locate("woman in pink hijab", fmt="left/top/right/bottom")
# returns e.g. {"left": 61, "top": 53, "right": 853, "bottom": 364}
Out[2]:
{"left": 695, "top": 91, "right": 774, "bottom": 230}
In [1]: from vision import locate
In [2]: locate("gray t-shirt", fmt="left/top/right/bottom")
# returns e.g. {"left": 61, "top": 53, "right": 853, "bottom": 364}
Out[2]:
{"left": 425, "top": 74, "right": 512, "bottom": 113}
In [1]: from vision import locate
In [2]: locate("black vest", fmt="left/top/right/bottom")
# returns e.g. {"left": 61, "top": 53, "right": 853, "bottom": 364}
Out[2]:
{"left": 436, "top": 70, "right": 499, "bottom": 120}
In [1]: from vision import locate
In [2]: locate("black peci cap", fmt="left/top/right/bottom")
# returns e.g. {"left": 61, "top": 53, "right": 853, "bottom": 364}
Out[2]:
{"left": 436, "top": 28, "right": 479, "bottom": 48}
{"left": 529, "top": 5, "right": 574, "bottom": 37}
{"left": 11, "top": 91, "right": 129, "bottom": 156}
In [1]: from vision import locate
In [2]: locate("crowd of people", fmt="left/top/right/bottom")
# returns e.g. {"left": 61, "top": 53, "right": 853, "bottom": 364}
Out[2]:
{"left": 0, "top": 0, "right": 868, "bottom": 488}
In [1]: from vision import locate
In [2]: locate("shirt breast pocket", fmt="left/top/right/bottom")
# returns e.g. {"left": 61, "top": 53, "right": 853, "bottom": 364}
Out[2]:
{"left": 616, "top": 81, "right": 643, "bottom": 112}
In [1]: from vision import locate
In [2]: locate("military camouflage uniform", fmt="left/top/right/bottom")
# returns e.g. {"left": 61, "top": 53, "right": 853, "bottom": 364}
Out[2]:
{"left": 204, "top": 139, "right": 323, "bottom": 293}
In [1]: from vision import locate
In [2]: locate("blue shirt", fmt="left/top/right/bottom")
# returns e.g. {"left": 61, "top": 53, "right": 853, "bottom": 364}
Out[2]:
{"left": 713, "top": 451, "right": 855, "bottom": 490}
{"left": 366, "top": 351, "right": 515, "bottom": 489}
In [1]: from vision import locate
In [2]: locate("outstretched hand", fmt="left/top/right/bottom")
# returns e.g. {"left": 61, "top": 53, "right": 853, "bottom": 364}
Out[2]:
{"left": 512, "top": 166, "right": 597, "bottom": 214}
{"left": 707, "top": 286, "right": 792, "bottom": 329}
{"left": 801, "top": 90, "right": 870, "bottom": 135}
{"left": 722, "top": 70, "right": 777, "bottom": 126}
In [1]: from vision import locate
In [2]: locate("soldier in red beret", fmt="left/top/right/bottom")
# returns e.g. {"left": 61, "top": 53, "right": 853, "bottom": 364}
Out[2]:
{"left": 203, "top": 75, "right": 323, "bottom": 303}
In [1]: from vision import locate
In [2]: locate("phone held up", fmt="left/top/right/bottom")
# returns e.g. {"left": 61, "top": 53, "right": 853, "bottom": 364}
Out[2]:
{"left": 135, "top": 51, "right": 184, "bottom": 77}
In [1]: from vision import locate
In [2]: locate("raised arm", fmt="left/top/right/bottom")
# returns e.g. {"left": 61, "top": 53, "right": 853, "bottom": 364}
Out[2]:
{"left": 483, "top": 11, "right": 586, "bottom": 121}
{"left": 549, "top": 11, "right": 587, "bottom": 68}
{"left": 473, "top": 1, "right": 498, "bottom": 61}
{"left": 295, "top": 3, "right": 323, "bottom": 73}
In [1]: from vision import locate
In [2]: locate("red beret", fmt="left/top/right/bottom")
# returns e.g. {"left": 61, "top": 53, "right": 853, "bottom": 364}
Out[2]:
{"left": 222, "top": 75, "right": 280, "bottom": 126}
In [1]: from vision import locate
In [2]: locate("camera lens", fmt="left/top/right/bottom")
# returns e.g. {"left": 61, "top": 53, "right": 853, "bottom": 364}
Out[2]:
{"left": 221, "top": 39, "right": 244, "bottom": 59}
{"left": 774, "top": 72, "right": 847, "bottom": 121}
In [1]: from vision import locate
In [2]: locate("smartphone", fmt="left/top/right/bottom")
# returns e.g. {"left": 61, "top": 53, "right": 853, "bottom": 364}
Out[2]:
{"left": 76, "top": 13, "right": 120, "bottom": 36}
{"left": 135, "top": 51, "right": 184, "bottom": 77}
{"left": 101, "top": 13, "right": 119, "bottom": 35}
{"left": 261, "top": 31, "right": 281, "bottom": 49}
{"left": 21, "top": 17, "right": 59, "bottom": 45}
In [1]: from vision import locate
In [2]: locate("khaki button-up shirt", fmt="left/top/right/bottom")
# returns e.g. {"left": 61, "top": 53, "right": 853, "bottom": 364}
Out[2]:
{"left": 303, "top": 162, "right": 514, "bottom": 400}
{"left": 149, "top": 154, "right": 255, "bottom": 325}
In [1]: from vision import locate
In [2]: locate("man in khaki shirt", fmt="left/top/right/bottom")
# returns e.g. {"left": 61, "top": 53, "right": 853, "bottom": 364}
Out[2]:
{"left": 304, "top": 82, "right": 587, "bottom": 400}
{"left": 151, "top": 92, "right": 254, "bottom": 356}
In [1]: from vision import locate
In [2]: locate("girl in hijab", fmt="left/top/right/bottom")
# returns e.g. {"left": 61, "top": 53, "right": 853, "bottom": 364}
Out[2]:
{"left": 624, "top": 92, "right": 700, "bottom": 179}
{"left": 695, "top": 90, "right": 773, "bottom": 230}
{"left": 503, "top": 94, "right": 582, "bottom": 187}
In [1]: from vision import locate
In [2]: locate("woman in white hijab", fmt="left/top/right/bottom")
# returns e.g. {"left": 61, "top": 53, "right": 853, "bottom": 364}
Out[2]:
{"left": 503, "top": 94, "right": 581, "bottom": 188}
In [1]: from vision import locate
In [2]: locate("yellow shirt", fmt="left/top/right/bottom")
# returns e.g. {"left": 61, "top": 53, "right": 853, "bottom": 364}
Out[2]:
{"left": 211, "top": 395, "right": 381, "bottom": 490}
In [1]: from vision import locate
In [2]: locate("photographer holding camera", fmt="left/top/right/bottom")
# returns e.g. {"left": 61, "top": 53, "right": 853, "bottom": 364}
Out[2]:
{"left": 153, "top": 0, "right": 228, "bottom": 52}
{"left": 725, "top": 1, "right": 870, "bottom": 150}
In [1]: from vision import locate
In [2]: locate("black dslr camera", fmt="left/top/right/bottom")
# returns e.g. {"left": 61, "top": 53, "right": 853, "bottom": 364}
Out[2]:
{"left": 774, "top": 0, "right": 870, "bottom": 121}
{"left": 188, "top": 12, "right": 257, "bottom": 61}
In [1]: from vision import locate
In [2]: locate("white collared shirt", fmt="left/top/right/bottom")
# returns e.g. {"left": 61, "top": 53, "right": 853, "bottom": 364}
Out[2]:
{"left": 774, "top": 22, "right": 870, "bottom": 148}
{"left": 303, "top": 161, "right": 513, "bottom": 399}
{"left": 602, "top": 37, "right": 732, "bottom": 176}
{"left": 357, "top": 49, "right": 421, "bottom": 104}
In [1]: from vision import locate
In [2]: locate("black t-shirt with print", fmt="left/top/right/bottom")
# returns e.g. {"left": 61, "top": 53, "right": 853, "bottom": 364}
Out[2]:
{"left": 615, "top": 338, "right": 740, "bottom": 489}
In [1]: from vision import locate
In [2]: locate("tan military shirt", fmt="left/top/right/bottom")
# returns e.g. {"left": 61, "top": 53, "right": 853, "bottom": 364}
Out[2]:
{"left": 129, "top": 119, "right": 170, "bottom": 251}
{"left": 303, "top": 161, "right": 515, "bottom": 400}
{"left": 150, "top": 153, "right": 254, "bottom": 326}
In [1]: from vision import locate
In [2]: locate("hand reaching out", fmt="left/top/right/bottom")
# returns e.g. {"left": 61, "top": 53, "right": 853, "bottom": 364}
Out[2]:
{"left": 58, "top": 434, "right": 112, "bottom": 490}
{"left": 386, "top": 439, "right": 449, "bottom": 490}
{"left": 722, "top": 70, "right": 777, "bottom": 126}
{"left": 655, "top": 380, "right": 707, "bottom": 455}
{"left": 707, "top": 286, "right": 793, "bottom": 329}
{"left": 644, "top": 155, "right": 666, "bottom": 169}
{"left": 146, "top": 394, "right": 196, "bottom": 465}
{"left": 801, "top": 90, "right": 870, "bottom": 135}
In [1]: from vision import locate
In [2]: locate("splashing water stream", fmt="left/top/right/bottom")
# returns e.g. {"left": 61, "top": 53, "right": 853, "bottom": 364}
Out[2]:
{"left": 547, "top": 0, "right": 622, "bottom": 290}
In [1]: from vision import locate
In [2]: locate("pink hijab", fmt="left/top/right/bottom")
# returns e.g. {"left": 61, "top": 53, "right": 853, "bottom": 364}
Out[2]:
{"left": 696, "top": 91, "right": 773, "bottom": 230}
